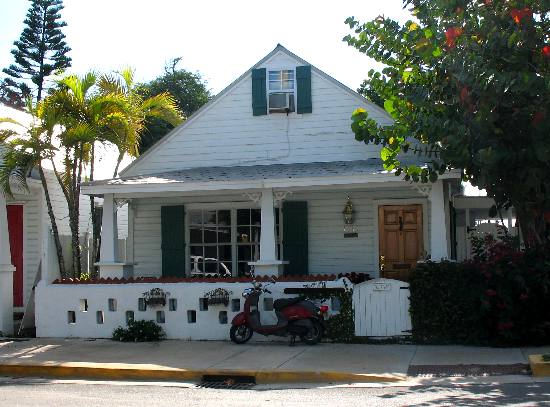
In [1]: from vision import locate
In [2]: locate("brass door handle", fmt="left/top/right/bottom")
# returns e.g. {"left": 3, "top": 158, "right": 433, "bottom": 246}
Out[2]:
{"left": 379, "top": 255, "right": 385, "bottom": 271}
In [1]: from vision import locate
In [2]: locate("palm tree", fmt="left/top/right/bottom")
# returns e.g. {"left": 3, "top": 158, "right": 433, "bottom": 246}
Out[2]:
{"left": 97, "top": 68, "right": 183, "bottom": 178}
{"left": 42, "top": 72, "right": 127, "bottom": 277}
{"left": 0, "top": 101, "right": 66, "bottom": 277}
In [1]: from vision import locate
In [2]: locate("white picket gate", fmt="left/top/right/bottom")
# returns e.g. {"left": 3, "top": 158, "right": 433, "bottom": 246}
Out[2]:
{"left": 353, "top": 278, "right": 412, "bottom": 337}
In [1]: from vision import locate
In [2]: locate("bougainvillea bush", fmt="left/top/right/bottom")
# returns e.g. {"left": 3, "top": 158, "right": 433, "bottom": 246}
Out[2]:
{"left": 410, "top": 238, "right": 550, "bottom": 346}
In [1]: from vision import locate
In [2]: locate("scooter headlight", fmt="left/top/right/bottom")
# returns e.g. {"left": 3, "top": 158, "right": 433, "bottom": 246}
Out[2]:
{"left": 242, "top": 288, "right": 254, "bottom": 298}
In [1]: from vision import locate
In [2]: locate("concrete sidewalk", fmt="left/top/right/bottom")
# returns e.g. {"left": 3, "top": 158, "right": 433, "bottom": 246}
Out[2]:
{"left": 0, "top": 338, "right": 548, "bottom": 384}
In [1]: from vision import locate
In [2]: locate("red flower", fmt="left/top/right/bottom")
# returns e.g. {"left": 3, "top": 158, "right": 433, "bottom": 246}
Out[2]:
{"left": 486, "top": 289, "right": 497, "bottom": 297}
{"left": 510, "top": 8, "right": 532, "bottom": 24}
{"left": 543, "top": 46, "right": 550, "bottom": 58}
{"left": 445, "top": 27, "right": 463, "bottom": 48}
{"left": 520, "top": 293, "right": 529, "bottom": 301}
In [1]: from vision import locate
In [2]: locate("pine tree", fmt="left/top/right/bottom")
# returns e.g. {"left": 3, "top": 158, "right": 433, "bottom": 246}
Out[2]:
{"left": 1, "top": 0, "right": 71, "bottom": 109}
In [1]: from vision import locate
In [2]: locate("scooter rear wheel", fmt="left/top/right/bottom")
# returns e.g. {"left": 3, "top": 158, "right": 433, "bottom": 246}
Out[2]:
{"left": 300, "top": 319, "right": 323, "bottom": 345}
{"left": 230, "top": 324, "right": 253, "bottom": 344}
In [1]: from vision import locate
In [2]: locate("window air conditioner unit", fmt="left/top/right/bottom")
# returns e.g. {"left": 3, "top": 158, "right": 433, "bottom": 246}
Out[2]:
{"left": 269, "top": 92, "right": 292, "bottom": 112}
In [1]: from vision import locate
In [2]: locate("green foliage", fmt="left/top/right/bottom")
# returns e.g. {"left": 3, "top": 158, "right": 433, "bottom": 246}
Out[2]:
{"left": 138, "top": 58, "right": 211, "bottom": 153}
{"left": 345, "top": 1, "right": 550, "bottom": 244}
{"left": 305, "top": 285, "right": 355, "bottom": 343}
{"left": 410, "top": 241, "right": 550, "bottom": 346}
{"left": 112, "top": 319, "right": 166, "bottom": 342}
{"left": 1, "top": 0, "right": 71, "bottom": 107}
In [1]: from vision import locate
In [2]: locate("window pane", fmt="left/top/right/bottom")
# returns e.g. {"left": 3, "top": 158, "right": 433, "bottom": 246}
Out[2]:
{"left": 238, "top": 262, "right": 250, "bottom": 276}
{"left": 189, "top": 226, "right": 202, "bottom": 244}
{"left": 237, "top": 209, "right": 250, "bottom": 225}
{"left": 204, "top": 245, "right": 217, "bottom": 259}
{"left": 190, "top": 246, "right": 203, "bottom": 256}
{"left": 204, "top": 210, "right": 216, "bottom": 226}
{"left": 237, "top": 226, "right": 250, "bottom": 243}
{"left": 219, "top": 245, "right": 232, "bottom": 261}
{"left": 269, "top": 71, "right": 281, "bottom": 80}
{"left": 282, "top": 80, "right": 294, "bottom": 90}
{"left": 220, "top": 262, "right": 232, "bottom": 274}
{"left": 218, "top": 210, "right": 230, "bottom": 226}
{"left": 251, "top": 244, "right": 260, "bottom": 261}
{"left": 281, "top": 70, "right": 294, "bottom": 80}
{"left": 205, "top": 261, "right": 217, "bottom": 274}
{"left": 218, "top": 227, "right": 231, "bottom": 243}
{"left": 204, "top": 227, "right": 217, "bottom": 243}
{"left": 251, "top": 209, "right": 261, "bottom": 225}
{"left": 188, "top": 210, "right": 202, "bottom": 225}
{"left": 238, "top": 245, "right": 252, "bottom": 262}
{"left": 269, "top": 81, "right": 281, "bottom": 91}
{"left": 250, "top": 226, "right": 261, "bottom": 243}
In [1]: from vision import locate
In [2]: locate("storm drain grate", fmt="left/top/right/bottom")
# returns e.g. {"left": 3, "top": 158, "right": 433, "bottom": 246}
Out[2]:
{"left": 408, "top": 363, "right": 530, "bottom": 377}
{"left": 197, "top": 375, "right": 256, "bottom": 390}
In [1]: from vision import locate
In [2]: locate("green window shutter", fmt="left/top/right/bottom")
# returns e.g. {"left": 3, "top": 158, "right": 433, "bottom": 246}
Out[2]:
{"left": 252, "top": 68, "right": 267, "bottom": 116}
{"left": 282, "top": 201, "right": 308, "bottom": 276}
{"left": 161, "top": 205, "right": 186, "bottom": 277}
{"left": 296, "top": 65, "right": 312, "bottom": 114}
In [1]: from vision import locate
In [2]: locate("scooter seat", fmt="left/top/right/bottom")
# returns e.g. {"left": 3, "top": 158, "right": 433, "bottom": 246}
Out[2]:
{"left": 273, "top": 297, "right": 303, "bottom": 311}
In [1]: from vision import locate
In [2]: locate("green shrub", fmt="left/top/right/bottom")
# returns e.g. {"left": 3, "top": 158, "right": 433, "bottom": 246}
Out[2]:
{"left": 112, "top": 319, "right": 166, "bottom": 342}
{"left": 410, "top": 242, "right": 550, "bottom": 346}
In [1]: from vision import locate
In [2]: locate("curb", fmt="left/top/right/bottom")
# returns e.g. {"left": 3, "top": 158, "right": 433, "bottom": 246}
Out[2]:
{"left": 0, "top": 362, "right": 406, "bottom": 384}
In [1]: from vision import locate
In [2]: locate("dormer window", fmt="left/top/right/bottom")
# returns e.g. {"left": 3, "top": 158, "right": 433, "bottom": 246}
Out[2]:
{"left": 252, "top": 65, "right": 311, "bottom": 116}
{"left": 268, "top": 70, "right": 295, "bottom": 113}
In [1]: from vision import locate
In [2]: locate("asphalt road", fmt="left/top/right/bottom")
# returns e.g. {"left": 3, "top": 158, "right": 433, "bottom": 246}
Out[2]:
{"left": 0, "top": 378, "right": 549, "bottom": 406}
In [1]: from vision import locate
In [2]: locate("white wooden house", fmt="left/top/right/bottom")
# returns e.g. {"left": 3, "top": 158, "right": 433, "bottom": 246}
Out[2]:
{"left": 2, "top": 45, "right": 461, "bottom": 338}
{"left": 82, "top": 44, "right": 460, "bottom": 282}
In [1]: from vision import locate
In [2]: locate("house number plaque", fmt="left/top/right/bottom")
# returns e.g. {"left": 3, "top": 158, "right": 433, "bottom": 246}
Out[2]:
{"left": 372, "top": 283, "right": 391, "bottom": 291}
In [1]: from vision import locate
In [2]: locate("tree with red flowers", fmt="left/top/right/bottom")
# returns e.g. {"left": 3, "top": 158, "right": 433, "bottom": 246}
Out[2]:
{"left": 345, "top": 0, "right": 550, "bottom": 245}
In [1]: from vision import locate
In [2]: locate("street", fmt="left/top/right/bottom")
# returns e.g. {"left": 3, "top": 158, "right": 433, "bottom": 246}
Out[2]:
{"left": 0, "top": 378, "right": 549, "bottom": 406}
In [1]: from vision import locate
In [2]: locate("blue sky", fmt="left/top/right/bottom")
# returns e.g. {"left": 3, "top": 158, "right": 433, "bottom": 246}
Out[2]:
{"left": 0, "top": 0, "right": 412, "bottom": 94}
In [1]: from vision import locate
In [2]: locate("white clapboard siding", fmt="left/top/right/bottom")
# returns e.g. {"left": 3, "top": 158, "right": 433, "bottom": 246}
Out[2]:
{"left": 353, "top": 279, "right": 412, "bottom": 337}
{"left": 131, "top": 187, "right": 430, "bottom": 278}
{"left": 123, "top": 49, "right": 392, "bottom": 177}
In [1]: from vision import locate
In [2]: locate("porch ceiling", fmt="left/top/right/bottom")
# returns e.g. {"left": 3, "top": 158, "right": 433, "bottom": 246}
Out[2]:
{"left": 81, "top": 159, "right": 461, "bottom": 197}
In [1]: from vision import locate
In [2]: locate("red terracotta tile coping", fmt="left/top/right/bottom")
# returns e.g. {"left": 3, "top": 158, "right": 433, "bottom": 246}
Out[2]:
{"left": 52, "top": 274, "right": 338, "bottom": 285}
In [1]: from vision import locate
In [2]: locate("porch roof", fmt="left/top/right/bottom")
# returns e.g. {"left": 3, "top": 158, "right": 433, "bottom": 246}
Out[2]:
{"left": 82, "top": 159, "right": 461, "bottom": 196}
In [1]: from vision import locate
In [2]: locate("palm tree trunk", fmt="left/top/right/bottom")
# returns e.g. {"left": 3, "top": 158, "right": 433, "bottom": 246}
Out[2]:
{"left": 89, "top": 143, "right": 98, "bottom": 276}
{"left": 113, "top": 151, "right": 124, "bottom": 178}
{"left": 38, "top": 165, "right": 66, "bottom": 278}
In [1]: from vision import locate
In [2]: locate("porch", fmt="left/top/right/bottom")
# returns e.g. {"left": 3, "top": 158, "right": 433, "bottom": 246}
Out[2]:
{"left": 79, "top": 160, "right": 457, "bottom": 282}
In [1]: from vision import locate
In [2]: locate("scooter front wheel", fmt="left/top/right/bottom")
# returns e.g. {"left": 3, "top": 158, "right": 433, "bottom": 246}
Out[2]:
{"left": 230, "top": 324, "right": 253, "bottom": 344}
{"left": 300, "top": 319, "right": 323, "bottom": 345}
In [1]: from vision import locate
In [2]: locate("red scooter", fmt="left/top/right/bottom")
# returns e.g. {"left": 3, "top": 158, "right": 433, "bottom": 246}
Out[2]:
{"left": 230, "top": 277, "right": 328, "bottom": 345}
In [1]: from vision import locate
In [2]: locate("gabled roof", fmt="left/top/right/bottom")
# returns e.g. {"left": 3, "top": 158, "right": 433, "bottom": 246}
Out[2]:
{"left": 119, "top": 44, "right": 389, "bottom": 177}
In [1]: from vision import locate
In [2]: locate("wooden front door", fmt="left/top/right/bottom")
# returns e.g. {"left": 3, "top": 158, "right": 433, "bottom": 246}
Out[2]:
{"left": 7, "top": 205, "right": 24, "bottom": 307}
{"left": 378, "top": 205, "right": 423, "bottom": 281}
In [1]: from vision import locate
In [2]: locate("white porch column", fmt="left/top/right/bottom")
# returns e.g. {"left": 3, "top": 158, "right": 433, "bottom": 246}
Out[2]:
{"left": 96, "top": 194, "right": 132, "bottom": 279}
{"left": 429, "top": 181, "right": 449, "bottom": 261}
{"left": 248, "top": 188, "right": 287, "bottom": 276}
{"left": 0, "top": 193, "right": 15, "bottom": 336}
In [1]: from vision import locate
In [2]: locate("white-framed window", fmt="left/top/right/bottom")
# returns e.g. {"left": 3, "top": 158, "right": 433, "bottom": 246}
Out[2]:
{"left": 268, "top": 69, "right": 295, "bottom": 113}
{"left": 187, "top": 207, "right": 283, "bottom": 277}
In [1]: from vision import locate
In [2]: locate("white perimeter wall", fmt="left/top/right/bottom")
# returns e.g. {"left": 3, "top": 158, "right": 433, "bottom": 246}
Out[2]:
{"left": 129, "top": 186, "right": 431, "bottom": 279}
{"left": 35, "top": 279, "right": 347, "bottom": 340}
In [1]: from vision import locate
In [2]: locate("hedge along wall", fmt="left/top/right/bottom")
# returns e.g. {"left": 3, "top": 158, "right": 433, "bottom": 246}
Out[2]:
{"left": 409, "top": 243, "right": 550, "bottom": 346}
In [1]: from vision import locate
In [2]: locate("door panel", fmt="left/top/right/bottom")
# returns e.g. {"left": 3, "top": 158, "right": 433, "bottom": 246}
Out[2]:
{"left": 7, "top": 205, "right": 23, "bottom": 307}
{"left": 379, "top": 205, "right": 423, "bottom": 281}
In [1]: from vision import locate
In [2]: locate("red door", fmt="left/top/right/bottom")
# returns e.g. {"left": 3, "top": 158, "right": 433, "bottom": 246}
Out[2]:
{"left": 7, "top": 205, "right": 23, "bottom": 307}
